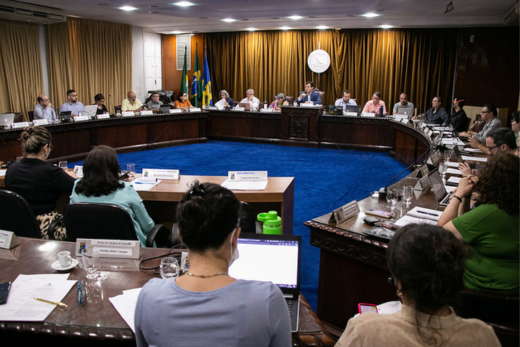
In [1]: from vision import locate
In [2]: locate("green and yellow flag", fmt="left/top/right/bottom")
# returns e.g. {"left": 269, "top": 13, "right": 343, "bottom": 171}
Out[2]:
{"left": 202, "top": 51, "right": 213, "bottom": 106}
{"left": 180, "top": 46, "right": 189, "bottom": 95}
{"left": 191, "top": 46, "right": 201, "bottom": 107}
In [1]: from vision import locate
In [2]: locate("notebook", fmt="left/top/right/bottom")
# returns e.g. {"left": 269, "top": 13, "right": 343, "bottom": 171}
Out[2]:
{"left": 0, "top": 113, "right": 15, "bottom": 128}
{"left": 228, "top": 233, "right": 301, "bottom": 332}
{"left": 428, "top": 170, "right": 450, "bottom": 206}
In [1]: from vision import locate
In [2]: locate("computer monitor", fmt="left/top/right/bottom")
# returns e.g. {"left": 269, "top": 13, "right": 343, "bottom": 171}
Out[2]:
{"left": 397, "top": 107, "right": 414, "bottom": 118}
{"left": 0, "top": 113, "right": 15, "bottom": 128}
{"left": 344, "top": 105, "right": 361, "bottom": 116}
{"left": 160, "top": 105, "right": 171, "bottom": 114}
{"left": 238, "top": 102, "right": 251, "bottom": 111}
{"left": 83, "top": 105, "right": 98, "bottom": 118}
{"left": 58, "top": 111, "right": 72, "bottom": 122}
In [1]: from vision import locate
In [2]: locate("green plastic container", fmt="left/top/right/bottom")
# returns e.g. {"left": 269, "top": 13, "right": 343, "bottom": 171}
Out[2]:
{"left": 257, "top": 211, "right": 282, "bottom": 235}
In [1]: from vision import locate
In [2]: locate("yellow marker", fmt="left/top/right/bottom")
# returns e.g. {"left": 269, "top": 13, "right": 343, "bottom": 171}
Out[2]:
{"left": 34, "top": 297, "right": 68, "bottom": 308}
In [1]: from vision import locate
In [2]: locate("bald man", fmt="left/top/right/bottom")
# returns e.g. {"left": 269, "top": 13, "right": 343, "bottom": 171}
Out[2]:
{"left": 122, "top": 91, "right": 144, "bottom": 112}
{"left": 393, "top": 93, "right": 414, "bottom": 116}
{"left": 34, "top": 94, "right": 56, "bottom": 122}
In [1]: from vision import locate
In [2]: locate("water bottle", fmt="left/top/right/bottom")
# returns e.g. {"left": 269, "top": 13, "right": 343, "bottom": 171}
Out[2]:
{"left": 264, "top": 101, "right": 267, "bottom": 109}
{"left": 379, "top": 105, "right": 383, "bottom": 117}
{"left": 257, "top": 211, "right": 282, "bottom": 235}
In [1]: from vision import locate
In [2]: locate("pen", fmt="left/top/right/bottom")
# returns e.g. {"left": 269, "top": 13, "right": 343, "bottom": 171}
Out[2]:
{"left": 34, "top": 297, "right": 68, "bottom": 308}
{"left": 417, "top": 211, "right": 439, "bottom": 217}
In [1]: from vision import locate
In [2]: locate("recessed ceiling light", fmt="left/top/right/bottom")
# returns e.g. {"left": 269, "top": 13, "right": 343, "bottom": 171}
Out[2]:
{"left": 379, "top": 24, "right": 393, "bottom": 29}
{"left": 222, "top": 18, "right": 237, "bottom": 22}
{"left": 119, "top": 6, "right": 137, "bottom": 11}
{"left": 174, "top": 1, "right": 195, "bottom": 7}
{"left": 246, "top": 27, "right": 257, "bottom": 31}
{"left": 287, "top": 15, "right": 303, "bottom": 20}
{"left": 361, "top": 12, "right": 380, "bottom": 18}
{"left": 280, "top": 26, "right": 291, "bottom": 30}
{"left": 316, "top": 25, "right": 328, "bottom": 30}
{"left": 171, "top": 31, "right": 184, "bottom": 34}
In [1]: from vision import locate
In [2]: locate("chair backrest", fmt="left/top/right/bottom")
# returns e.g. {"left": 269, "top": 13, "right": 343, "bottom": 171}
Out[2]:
{"left": 464, "top": 117, "right": 472, "bottom": 132}
{"left": 14, "top": 113, "right": 23, "bottom": 122}
{"left": 0, "top": 190, "right": 41, "bottom": 238}
{"left": 28, "top": 111, "right": 34, "bottom": 121}
{"left": 258, "top": 102, "right": 265, "bottom": 109}
{"left": 318, "top": 91, "right": 325, "bottom": 105}
{"left": 114, "top": 105, "right": 122, "bottom": 114}
{"left": 286, "top": 96, "right": 293, "bottom": 105}
{"left": 64, "top": 203, "right": 138, "bottom": 242}
{"left": 471, "top": 120, "right": 486, "bottom": 133}
{"left": 239, "top": 201, "right": 259, "bottom": 234}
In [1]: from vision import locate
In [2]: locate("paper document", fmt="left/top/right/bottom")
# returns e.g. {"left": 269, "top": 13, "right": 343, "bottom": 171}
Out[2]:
{"left": 463, "top": 148, "right": 483, "bottom": 153}
{"left": 406, "top": 206, "right": 441, "bottom": 221}
{"left": 221, "top": 180, "right": 268, "bottom": 190}
{"left": 446, "top": 162, "right": 459, "bottom": 168}
{"left": 446, "top": 168, "right": 462, "bottom": 175}
{"left": 394, "top": 215, "right": 437, "bottom": 227}
{"left": 445, "top": 186, "right": 457, "bottom": 193}
{"left": 109, "top": 287, "right": 142, "bottom": 333}
{"left": 130, "top": 179, "right": 161, "bottom": 191}
{"left": 215, "top": 99, "right": 227, "bottom": 110}
{"left": 448, "top": 176, "right": 461, "bottom": 184}
{"left": 0, "top": 169, "right": 6, "bottom": 176}
{"left": 461, "top": 155, "right": 487, "bottom": 163}
{"left": 0, "top": 274, "right": 76, "bottom": 321}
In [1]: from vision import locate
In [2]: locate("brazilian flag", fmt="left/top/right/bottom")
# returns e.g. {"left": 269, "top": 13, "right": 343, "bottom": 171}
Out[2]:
{"left": 191, "top": 47, "right": 201, "bottom": 107}
{"left": 180, "top": 46, "right": 189, "bottom": 95}
{"left": 202, "top": 52, "right": 213, "bottom": 107}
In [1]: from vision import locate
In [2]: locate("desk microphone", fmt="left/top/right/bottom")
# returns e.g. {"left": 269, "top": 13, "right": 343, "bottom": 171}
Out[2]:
{"left": 379, "top": 148, "right": 431, "bottom": 199}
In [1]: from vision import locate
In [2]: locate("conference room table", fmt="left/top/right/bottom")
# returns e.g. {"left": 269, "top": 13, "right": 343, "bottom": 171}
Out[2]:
{"left": 0, "top": 237, "right": 334, "bottom": 346}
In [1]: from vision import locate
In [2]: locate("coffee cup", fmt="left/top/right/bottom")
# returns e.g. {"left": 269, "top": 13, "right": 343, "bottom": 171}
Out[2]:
{"left": 58, "top": 251, "right": 72, "bottom": 268}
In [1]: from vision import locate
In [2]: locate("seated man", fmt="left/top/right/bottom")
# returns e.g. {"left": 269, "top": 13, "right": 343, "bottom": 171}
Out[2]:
{"left": 59, "top": 90, "right": 85, "bottom": 117}
{"left": 34, "top": 94, "right": 56, "bottom": 122}
{"left": 122, "top": 91, "right": 145, "bottom": 112}
{"left": 335, "top": 89, "right": 356, "bottom": 110}
{"left": 362, "top": 91, "right": 386, "bottom": 115}
{"left": 470, "top": 127, "right": 517, "bottom": 156}
{"left": 460, "top": 104, "right": 502, "bottom": 145}
{"left": 413, "top": 96, "right": 448, "bottom": 125}
{"left": 145, "top": 91, "right": 163, "bottom": 111}
{"left": 297, "top": 81, "right": 322, "bottom": 105}
{"left": 392, "top": 93, "right": 414, "bottom": 115}
{"left": 239, "top": 89, "right": 260, "bottom": 110}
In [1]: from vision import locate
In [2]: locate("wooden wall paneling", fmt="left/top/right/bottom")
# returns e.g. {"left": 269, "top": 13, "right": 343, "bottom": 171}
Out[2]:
{"left": 394, "top": 130, "right": 417, "bottom": 165}
{"left": 48, "top": 130, "right": 93, "bottom": 159}
{"left": 251, "top": 116, "right": 282, "bottom": 139}
{"left": 148, "top": 119, "right": 200, "bottom": 143}
{"left": 96, "top": 124, "right": 147, "bottom": 149}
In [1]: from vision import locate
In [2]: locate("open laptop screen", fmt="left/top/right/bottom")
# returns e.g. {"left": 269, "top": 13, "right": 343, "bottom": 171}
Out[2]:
{"left": 428, "top": 170, "right": 447, "bottom": 202}
{"left": 228, "top": 234, "right": 300, "bottom": 291}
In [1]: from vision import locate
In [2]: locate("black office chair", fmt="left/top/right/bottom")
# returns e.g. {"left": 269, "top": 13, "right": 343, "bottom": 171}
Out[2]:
{"left": 63, "top": 203, "right": 172, "bottom": 248}
{"left": 0, "top": 190, "right": 41, "bottom": 238}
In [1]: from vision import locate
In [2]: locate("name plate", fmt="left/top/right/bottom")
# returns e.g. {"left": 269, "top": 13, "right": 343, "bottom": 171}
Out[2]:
{"left": 74, "top": 115, "right": 90, "bottom": 122}
{"left": 11, "top": 122, "right": 30, "bottom": 129}
{"left": 260, "top": 108, "right": 273, "bottom": 113}
{"left": 400, "top": 117, "right": 408, "bottom": 123}
{"left": 300, "top": 102, "right": 314, "bottom": 107}
{"left": 361, "top": 113, "right": 376, "bottom": 117}
{"left": 97, "top": 114, "right": 110, "bottom": 119}
{"left": 328, "top": 200, "right": 360, "bottom": 225}
{"left": 189, "top": 107, "right": 202, "bottom": 112}
{"left": 343, "top": 111, "right": 358, "bottom": 116}
{"left": 428, "top": 151, "right": 441, "bottom": 167}
{"left": 140, "top": 110, "right": 153, "bottom": 116}
{"left": 32, "top": 119, "right": 49, "bottom": 126}
{"left": 170, "top": 109, "right": 182, "bottom": 114}
{"left": 142, "top": 168, "right": 179, "bottom": 180}
{"left": 394, "top": 114, "right": 408, "bottom": 121}
{"left": 76, "top": 239, "right": 141, "bottom": 259}
{"left": 228, "top": 171, "right": 268, "bottom": 181}
{"left": 0, "top": 229, "right": 20, "bottom": 249}
{"left": 74, "top": 165, "right": 83, "bottom": 177}
{"left": 233, "top": 107, "right": 245, "bottom": 111}
{"left": 122, "top": 111, "right": 135, "bottom": 117}
{"left": 414, "top": 175, "right": 431, "bottom": 191}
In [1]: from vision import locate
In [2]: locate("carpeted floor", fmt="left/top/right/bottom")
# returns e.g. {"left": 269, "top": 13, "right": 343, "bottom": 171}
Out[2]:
{"left": 70, "top": 140, "right": 408, "bottom": 311}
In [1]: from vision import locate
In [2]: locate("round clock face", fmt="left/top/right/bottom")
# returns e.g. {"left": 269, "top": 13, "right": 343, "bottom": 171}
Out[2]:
{"left": 307, "top": 49, "right": 330, "bottom": 73}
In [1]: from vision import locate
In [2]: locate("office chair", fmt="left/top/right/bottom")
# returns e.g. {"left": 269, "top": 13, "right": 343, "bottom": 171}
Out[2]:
{"left": 63, "top": 203, "right": 172, "bottom": 248}
{"left": 28, "top": 111, "right": 34, "bottom": 121}
{"left": 0, "top": 190, "right": 42, "bottom": 238}
{"left": 114, "top": 105, "right": 122, "bottom": 114}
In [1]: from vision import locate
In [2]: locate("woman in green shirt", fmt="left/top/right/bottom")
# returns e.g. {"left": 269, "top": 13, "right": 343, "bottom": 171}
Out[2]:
{"left": 438, "top": 153, "right": 519, "bottom": 294}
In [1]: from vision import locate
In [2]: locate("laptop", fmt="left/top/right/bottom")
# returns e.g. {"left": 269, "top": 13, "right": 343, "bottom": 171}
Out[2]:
{"left": 428, "top": 170, "right": 451, "bottom": 206}
{"left": 0, "top": 113, "right": 15, "bottom": 128}
{"left": 397, "top": 107, "right": 414, "bottom": 118}
{"left": 344, "top": 105, "right": 361, "bottom": 116}
{"left": 58, "top": 111, "right": 72, "bottom": 122}
{"left": 83, "top": 105, "right": 98, "bottom": 118}
{"left": 160, "top": 105, "right": 171, "bottom": 114}
{"left": 238, "top": 102, "right": 251, "bottom": 111}
{"left": 453, "top": 145, "right": 483, "bottom": 170}
{"left": 228, "top": 233, "right": 301, "bottom": 332}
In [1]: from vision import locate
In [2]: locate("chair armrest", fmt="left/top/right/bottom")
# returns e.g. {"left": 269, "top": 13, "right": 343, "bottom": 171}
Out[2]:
{"left": 146, "top": 224, "right": 172, "bottom": 248}
{"left": 48, "top": 215, "right": 64, "bottom": 239}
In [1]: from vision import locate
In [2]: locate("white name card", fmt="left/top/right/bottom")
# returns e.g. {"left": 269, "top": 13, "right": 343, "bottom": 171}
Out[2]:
{"left": 0, "top": 229, "right": 20, "bottom": 249}
{"left": 74, "top": 165, "right": 83, "bottom": 177}
{"left": 260, "top": 108, "right": 273, "bottom": 113}
{"left": 233, "top": 107, "right": 245, "bottom": 111}
{"left": 32, "top": 119, "right": 49, "bottom": 126}
{"left": 228, "top": 171, "right": 268, "bottom": 181}
{"left": 140, "top": 110, "right": 153, "bottom": 116}
{"left": 205, "top": 106, "right": 218, "bottom": 110}
{"left": 97, "top": 114, "right": 110, "bottom": 119}
{"left": 400, "top": 117, "right": 408, "bottom": 123}
{"left": 361, "top": 113, "right": 376, "bottom": 117}
{"left": 189, "top": 107, "right": 202, "bottom": 112}
{"left": 142, "top": 168, "right": 179, "bottom": 180}
{"left": 301, "top": 102, "right": 314, "bottom": 107}
{"left": 76, "top": 239, "right": 141, "bottom": 259}
{"left": 343, "top": 112, "right": 358, "bottom": 116}
{"left": 394, "top": 114, "right": 408, "bottom": 121}
{"left": 11, "top": 122, "right": 30, "bottom": 129}
{"left": 122, "top": 111, "right": 135, "bottom": 117}
{"left": 330, "top": 200, "right": 360, "bottom": 225}
{"left": 168, "top": 109, "right": 181, "bottom": 114}
{"left": 74, "top": 115, "right": 90, "bottom": 122}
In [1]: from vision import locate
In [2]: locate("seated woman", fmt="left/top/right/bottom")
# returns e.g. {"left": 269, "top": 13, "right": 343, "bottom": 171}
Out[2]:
{"left": 135, "top": 181, "right": 291, "bottom": 346}
{"left": 5, "top": 127, "right": 76, "bottom": 240}
{"left": 174, "top": 91, "right": 192, "bottom": 110}
{"left": 70, "top": 145, "right": 154, "bottom": 247}
{"left": 94, "top": 93, "right": 109, "bottom": 115}
{"left": 270, "top": 93, "right": 288, "bottom": 110}
{"left": 438, "top": 153, "right": 519, "bottom": 294}
{"left": 219, "top": 90, "right": 235, "bottom": 108}
{"left": 336, "top": 224, "right": 500, "bottom": 346}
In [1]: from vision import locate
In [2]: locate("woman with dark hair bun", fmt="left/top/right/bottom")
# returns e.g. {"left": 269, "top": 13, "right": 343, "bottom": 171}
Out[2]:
{"left": 135, "top": 181, "right": 291, "bottom": 347}
{"left": 438, "top": 153, "right": 519, "bottom": 294}
{"left": 5, "top": 126, "right": 76, "bottom": 240}
{"left": 336, "top": 224, "right": 500, "bottom": 347}
{"left": 70, "top": 145, "right": 154, "bottom": 246}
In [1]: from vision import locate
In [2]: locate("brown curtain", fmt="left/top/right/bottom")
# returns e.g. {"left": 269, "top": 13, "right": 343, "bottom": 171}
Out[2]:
{"left": 205, "top": 29, "right": 457, "bottom": 112}
{"left": 46, "top": 18, "right": 132, "bottom": 114}
{"left": 0, "top": 20, "right": 44, "bottom": 119}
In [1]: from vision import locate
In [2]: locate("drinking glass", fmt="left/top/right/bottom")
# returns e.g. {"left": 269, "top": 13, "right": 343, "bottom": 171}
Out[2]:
{"left": 160, "top": 257, "right": 180, "bottom": 279}
{"left": 444, "top": 149, "right": 453, "bottom": 162}
{"left": 85, "top": 278, "right": 104, "bottom": 305}
{"left": 439, "top": 162, "right": 447, "bottom": 178}
{"left": 386, "top": 189, "right": 398, "bottom": 210}
{"left": 83, "top": 250, "right": 107, "bottom": 280}
{"left": 402, "top": 185, "right": 413, "bottom": 206}
{"left": 127, "top": 163, "right": 136, "bottom": 180}
{"left": 58, "top": 161, "right": 68, "bottom": 171}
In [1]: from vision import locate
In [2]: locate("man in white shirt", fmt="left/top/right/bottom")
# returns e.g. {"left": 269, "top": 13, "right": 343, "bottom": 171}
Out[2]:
{"left": 239, "top": 89, "right": 260, "bottom": 110}
{"left": 34, "top": 94, "right": 56, "bottom": 122}
{"left": 335, "top": 89, "right": 357, "bottom": 110}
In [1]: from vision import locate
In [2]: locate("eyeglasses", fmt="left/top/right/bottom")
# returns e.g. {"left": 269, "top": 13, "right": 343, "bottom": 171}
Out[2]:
{"left": 486, "top": 145, "right": 498, "bottom": 151}
{"left": 481, "top": 111, "right": 491, "bottom": 114}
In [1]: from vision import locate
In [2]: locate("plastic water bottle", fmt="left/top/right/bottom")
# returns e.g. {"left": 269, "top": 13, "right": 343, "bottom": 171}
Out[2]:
{"left": 379, "top": 105, "right": 383, "bottom": 117}
{"left": 264, "top": 101, "right": 267, "bottom": 109}
{"left": 257, "top": 211, "right": 282, "bottom": 235}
